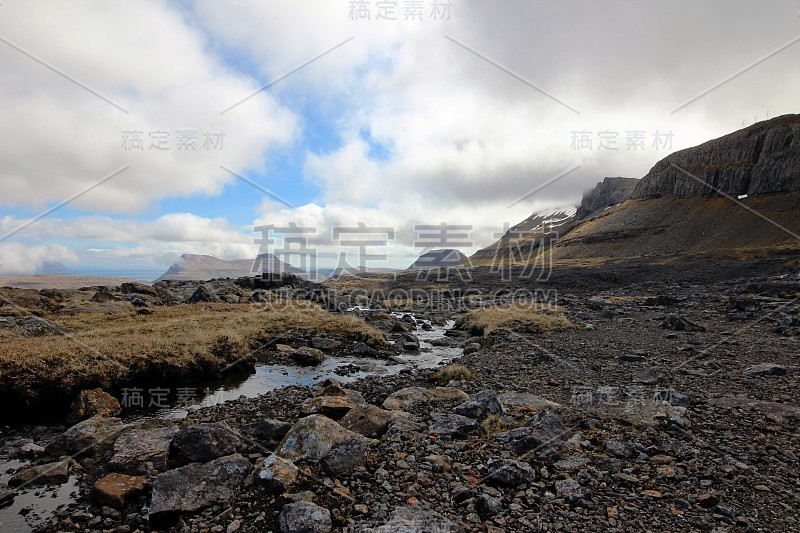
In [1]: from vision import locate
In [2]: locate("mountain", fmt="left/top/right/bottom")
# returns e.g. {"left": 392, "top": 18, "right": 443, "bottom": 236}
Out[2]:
{"left": 156, "top": 253, "right": 303, "bottom": 282}
{"left": 471, "top": 115, "right": 800, "bottom": 269}
{"left": 35, "top": 261, "right": 72, "bottom": 275}
{"left": 407, "top": 249, "right": 469, "bottom": 270}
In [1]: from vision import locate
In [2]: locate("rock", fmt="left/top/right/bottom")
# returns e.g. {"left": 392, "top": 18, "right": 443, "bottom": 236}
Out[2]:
{"left": 555, "top": 479, "right": 590, "bottom": 503}
{"left": 9, "top": 316, "right": 67, "bottom": 337}
{"left": 149, "top": 454, "right": 250, "bottom": 524}
{"left": 0, "top": 488, "right": 14, "bottom": 507}
{"left": 187, "top": 285, "right": 220, "bottom": 304}
{"left": 256, "top": 454, "right": 299, "bottom": 492}
{"left": 383, "top": 387, "right": 469, "bottom": 411}
{"left": 475, "top": 493, "right": 503, "bottom": 518}
{"left": 323, "top": 436, "right": 372, "bottom": 475}
{"left": 554, "top": 456, "right": 590, "bottom": 471}
{"left": 8, "top": 459, "right": 71, "bottom": 487}
{"left": 279, "top": 502, "right": 332, "bottom": 533}
{"left": 91, "top": 290, "right": 121, "bottom": 303}
{"left": 119, "top": 282, "right": 159, "bottom": 297}
{"left": 292, "top": 347, "right": 327, "bottom": 366}
{"left": 428, "top": 413, "right": 482, "bottom": 439}
{"left": 339, "top": 405, "right": 396, "bottom": 437}
{"left": 619, "top": 353, "right": 646, "bottom": 362}
{"left": 19, "top": 442, "right": 45, "bottom": 457}
{"left": 243, "top": 419, "right": 292, "bottom": 442}
{"left": 707, "top": 396, "right": 800, "bottom": 421}
{"left": 276, "top": 415, "right": 361, "bottom": 462}
{"left": 498, "top": 392, "right": 561, "bottom": 411}
{"left": 400, "top": 333, "right": 420, "bottom": 351}
{"left": 652, "top": 388, "right": 690, "bottom": 406}
{"left": 109, "top": 420, "right": 178, "bottom": 474}
{"left": 373, "top": 507, "right": 457, "bottom": 532}
{"left": 605, "top": 438, "right": 634, "bottom": 458}
{"left": 661, "top": 314, "right": 706, "bottom": 332}
{"left": 47, "top": 415, "right": 124, "bottom": 456}
{"left": 494, "top": 427, "right": 551, "bottom": 455}
{"left": 171, "top": 422, "right": 242, "bottom": 463}
{"left": 576, "top": 177, "right": 640, "bottom": 218}
{"left": 632, "top": 114, "right": 800, "bottom": 198}
{"left": 93, "top": 473, "right": 147, "bottom": 508}
{"left": 300, "top": 395, "right": 363, "bottom": 420}
{"left": 744, "top": 363, "right": 787, "bottom": 377}
{"left": 453, "top": 390, "right": 505, "bottom": 420}
{"left": 526, "top": 410, "right": 569, "bottom": 441}
{"left": 633, "top": 366, "right": 666, "bottom": 385}
{"left": 484, "top": 459, "right": 535, "bottom": 487}
{"left": 311, "top": 337, "right": 341, "bottom": 350}
{"left": 463, "top": 342, "right": 481, "bottom": 355}
{"left": 67, "top": 388, "right": 121, "bottom": 424}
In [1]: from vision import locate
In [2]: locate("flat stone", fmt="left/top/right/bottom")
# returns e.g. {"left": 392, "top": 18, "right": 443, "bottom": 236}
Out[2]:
{"left": 373, "top": 507, "right": 457, "bottom": 533}
{"left": 744, "top": 363, "right": 788, "bottom": 377}
{"left": 484, "top": 459, "right": 535, "bottom": 487}
{"left": 93, "top": 473, "right": 147, "bottom": 508}
{"left": 243, "top": 419, "right": 292, "bottom": 442}
{"left": 67, "top": 388, "right": 121, "bottom": 425}
{"left": 292, "top": 347, "right": 327, "bottom": 366}
{"left": 9, "top": 459, "right": 71, "bottom": 487}
{"left": 46, "top": 416, "right": 124, "bottom": 456}
{"left": 428, "top": 413, "right": 482, "bottom": 439}
{"left": 323, "top": 436, "right": 372, "bottom": 475}
{"left": 555, "top": 479, "right": 590, "bottom": 502}
{"left": 383, "top": 387, "right": 468, "bottom": 411}
{"left": 339, "top": 405, "right": 396, "bottom": 437}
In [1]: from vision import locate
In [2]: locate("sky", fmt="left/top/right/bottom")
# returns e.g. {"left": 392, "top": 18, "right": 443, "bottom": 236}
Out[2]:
{"left": 0, "top": 0, "right": 798, "bottom": 276}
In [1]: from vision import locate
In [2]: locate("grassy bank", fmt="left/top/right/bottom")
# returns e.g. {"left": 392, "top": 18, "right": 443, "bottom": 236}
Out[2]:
{"left": 0, "top": 301, "right": 385, "bottom": 409}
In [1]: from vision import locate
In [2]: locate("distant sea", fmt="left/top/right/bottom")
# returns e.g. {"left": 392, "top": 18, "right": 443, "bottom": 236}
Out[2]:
{"left": 71, "top": 267, "right": 165, "bottom": 282}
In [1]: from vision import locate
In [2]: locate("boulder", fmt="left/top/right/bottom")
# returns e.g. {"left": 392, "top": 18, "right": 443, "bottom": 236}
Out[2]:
{"left": 453, "top": 390, "right": 505, "bottom": 420}
{"left": 256, "top": 454, "right": 299, "bottom": 493}
{"left": 300, "top": 395, "right": 363, "bottom": 420}
{"left": 400, "top": 333, "right": 420, "bottom": 351}
{"left": 428, "top": 413, "right": 482, "bottom": 439}
{"left": 91, "top": 290, "right": 121, "bottom": 303}
{"left": 292, "top": 347, "right": 327, "bottom": 366}
{"left": 170, "top": 422, "right": 241, "bottom": 463}
{"left": 382, "top": 387, "right": 469, "bottom": 411}
{"left": 47, "top": 416, "right": 124, "bottom": 456}
{"left": 339, "top": 405, "right": 395, "bottom": 437}
{"left": 67, "top": 388, "right": 121, "bottom": 425}
{"left": 0, "top": 488, "right": 14, "bottom": 507}
{"left": 187, "top": 285, "right": 220, "bottom": 304}
{"left": 279, "top": 502, "right": 332, "bottom": 533}
{"left": 149, "top": 454, "right": 250, "bottom": 523}
{"left": 119, "top": 282, "right": 159, "bottom": 297}
{"left": 322, "top": 436, "right": 372, "bottom": 475}
{"left": 109, "top": 420, "right": 178, "bottom": 474}
{"left": 93, "top": 473, "right": 147, "bottom": 508}
{"left": 483, "top": 459, "right": 535, "bottom": 487}
{"left": 276, "top": 415, "right": 361, "bottom": 462}
{"left": 311, "top": 337, "right": 341, "bottom": 350}
{"left": 499, "top": 392, "right": 561, "bottom": 411}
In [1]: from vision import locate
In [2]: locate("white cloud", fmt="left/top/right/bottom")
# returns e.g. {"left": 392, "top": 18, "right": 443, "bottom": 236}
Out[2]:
{"left": 0, "top": 243, "right": 78, "bottom": 276}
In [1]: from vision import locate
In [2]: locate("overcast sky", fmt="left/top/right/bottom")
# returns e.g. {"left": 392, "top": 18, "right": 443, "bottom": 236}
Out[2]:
{"left": 0, "top": 0, "right": 798, "bottom": 275}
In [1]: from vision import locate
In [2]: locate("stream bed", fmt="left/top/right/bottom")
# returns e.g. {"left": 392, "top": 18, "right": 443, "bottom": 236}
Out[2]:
{"left": 0, "top": 316, "right": 460, "bottom": 531}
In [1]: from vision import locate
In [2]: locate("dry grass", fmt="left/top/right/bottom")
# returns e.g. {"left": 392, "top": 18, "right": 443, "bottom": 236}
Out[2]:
{"left": 430, "top": 364, "right": 475, "bottom": 384}
{"left": 481, "top": 414, "right": 517, "bottom": 437}
{"left": 455, "top": 304, "right": 572, "bottom": 335}
{"left": 0, "top": 301, "right": 385, "bottom": 399}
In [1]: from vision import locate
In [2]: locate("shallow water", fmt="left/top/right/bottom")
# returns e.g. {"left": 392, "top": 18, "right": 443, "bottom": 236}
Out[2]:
{"left": 0, "top": 315, "right": 459, "bottom": 531}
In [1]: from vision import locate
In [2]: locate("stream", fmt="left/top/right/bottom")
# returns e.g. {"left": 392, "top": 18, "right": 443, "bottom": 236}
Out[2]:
{"left": 0, "top": 315, "right": 460, "bottom": 531}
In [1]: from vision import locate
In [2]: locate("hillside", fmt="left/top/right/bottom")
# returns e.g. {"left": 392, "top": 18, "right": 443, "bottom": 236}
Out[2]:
{"left": 471, "top": 115, "right": 800, "bottom": 269}
{"left": 156, "top": 253, "right": 303, "bottom": 282}
{"left": 407, "top": 249, "right": 469, "bottom": 270}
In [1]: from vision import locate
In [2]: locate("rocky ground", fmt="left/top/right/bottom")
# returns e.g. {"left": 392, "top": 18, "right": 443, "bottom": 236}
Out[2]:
{"left": 1, "top": 272, "right": 798, "bottom": 532}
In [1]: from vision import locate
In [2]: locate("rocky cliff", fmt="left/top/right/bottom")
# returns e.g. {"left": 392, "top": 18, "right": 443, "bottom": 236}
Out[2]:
{"left": 633, "top": 114, "right": 800, "bottom": 198}
{"left": 576, "top": 177, "right": 639, "bottom": 219}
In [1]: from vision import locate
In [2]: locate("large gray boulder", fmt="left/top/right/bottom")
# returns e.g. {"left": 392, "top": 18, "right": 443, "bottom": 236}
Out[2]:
{"left": 148, "top": 454, "right": 250, "bottom": 523}
{"left": 453, "top": 390, "right": 505, "bottom": 420}
{"left": 279, "top": 502, "right": 332, "bottom": 533}
{"left": 46, "top": 416, "right": 124, "bottom": 456}
{"left": 276, "top": 415, "right": 361, "bottom": 462}
{"left": 109, "top": 420, "right": 179, "bottom": 474}
{"left": 170, "top": 422, "right": 241, "bottom": 463}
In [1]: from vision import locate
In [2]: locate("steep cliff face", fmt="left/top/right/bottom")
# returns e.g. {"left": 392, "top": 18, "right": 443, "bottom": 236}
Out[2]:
{"left": 633, "top": 114, "right": 800, "bottom": 198}
{"left": 576, "top": 177, "right": 639, "bottom": 219}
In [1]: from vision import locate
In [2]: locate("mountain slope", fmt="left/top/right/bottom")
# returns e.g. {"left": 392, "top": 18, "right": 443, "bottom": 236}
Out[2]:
{"left": 156, "top": 254, "right": 303, "bottom": 282}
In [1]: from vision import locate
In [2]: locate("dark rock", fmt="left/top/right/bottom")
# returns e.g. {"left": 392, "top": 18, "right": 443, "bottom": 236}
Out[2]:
{"left": 91, "top": 290, "right": 121, "bottom": 303}
{"left": 453, "top": 390, "right": 505, "bottom": 420}
{"left": 484, "top": 459, "right": 535, "bottom": 487}
{"left": 119, "top": 282, "right": 159, "bottom": 297}
{"left": 170, "top": 422, "right": 241, "bottom": 463}
{"left": 555, "top": 479, "right": 590, "bottom": 503}
{"left": 243, "top": 419, "right": 292, "bottom": 442}
{"left": 187, "top": 285, "right": 220, "bottom": 304}
{"left": 279, "top": 502, "right": 332, "bottom": 533}
{"left": 633, "top": 366, "right": 666, "bottom": 385}
{"left": 577, "top": 177, "right": 639, "bottom": 218}
{"left": 400, "top": 333, "right": 420, "bottom": 351}
{"left": 662, "top": 314, "right": 706, "bottom": 332}
{"left": 47, "top": 416, "right": 124, "bottom": 456}
{"left": 110, "top": 420, "right": 178, "bottom": 474}
{"left": 311, "top": 337, "right": 341, "bottom": 350}
{"left": 428, "top": 413, "right": 482, "bottom": 439}
{"left": 475, "top": 493, "right": 503, "bottom": 518}
{"left": 373, "top": 507, "right": 457, "bottom": 532}
{"left": 605, "top": 438, "right": 634, "bottom": 458}
{"left": 323, "top": 436, "right": 372, "bottom": 475}
{"left": 383, "top": 387, "right": 468, "bottom": 411}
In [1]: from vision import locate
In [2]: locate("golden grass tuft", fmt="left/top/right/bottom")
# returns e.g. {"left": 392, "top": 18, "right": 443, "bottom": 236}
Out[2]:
{"left": 430, "top": 364, "right": 475, "bottom": 384}
{"left": 0, "top": 300, "right": 385, "bottom": 399}
{"left": 455, "top": 304, "right": 572, "bottom": 335}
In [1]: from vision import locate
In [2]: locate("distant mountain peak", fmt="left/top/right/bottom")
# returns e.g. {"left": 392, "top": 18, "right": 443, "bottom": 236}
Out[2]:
{"left": 407, "top": 249, "right": 468, "bottom": 270}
